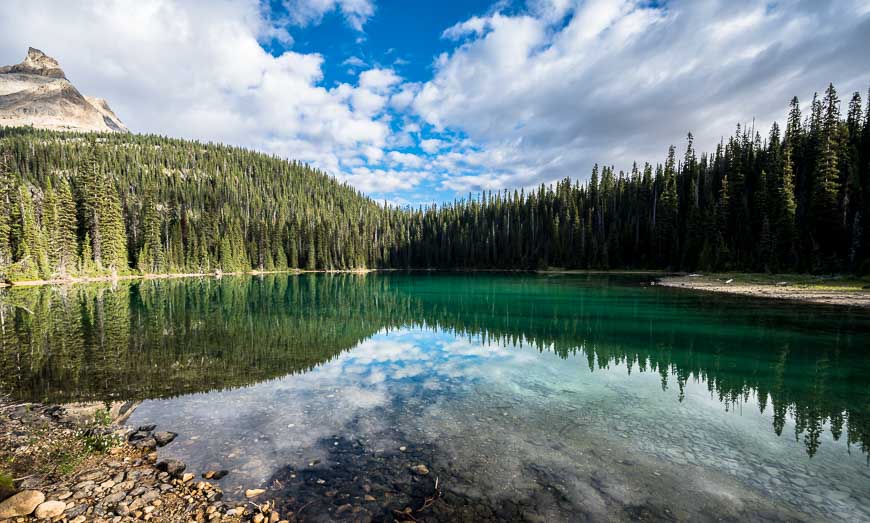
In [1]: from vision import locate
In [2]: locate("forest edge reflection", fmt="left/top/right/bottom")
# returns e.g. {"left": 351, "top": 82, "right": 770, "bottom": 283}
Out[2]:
{"left": 0, "top": 272, "right": 868, "bottom": 460}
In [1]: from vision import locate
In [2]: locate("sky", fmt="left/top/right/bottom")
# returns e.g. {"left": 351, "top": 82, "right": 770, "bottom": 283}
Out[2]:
{"left": 1, "top": 0, "right": 869, "bottom": 206}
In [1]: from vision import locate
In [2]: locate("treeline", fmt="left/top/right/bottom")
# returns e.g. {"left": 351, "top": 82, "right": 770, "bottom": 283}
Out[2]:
{"left": 0, "top": 130, "right": 407, "bottom": 280}
{"left": 0, "top": 83, "right": 869, "bottom": 279}
{"left": 403, "top": 83, "right": 870, "bottom": 272}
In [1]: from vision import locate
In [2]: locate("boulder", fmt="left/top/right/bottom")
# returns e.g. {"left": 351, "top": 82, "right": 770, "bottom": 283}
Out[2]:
{"left": 0, "top": 490, "right": 45, "bottom": 518}
{"left": 34, "top": 500, "right": 66, "bottom": 519}
{"left": 153, "top": 431, "right": 177, "bottom": 447}
{"left": 156, "top": 458, "right": 186, "bottom": 478}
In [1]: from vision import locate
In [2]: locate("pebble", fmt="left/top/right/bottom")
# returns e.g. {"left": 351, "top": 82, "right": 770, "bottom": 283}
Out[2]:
{"left": 245, "top": 488, "right": 266, "bottom": 498}
{"left": 411, "top": 464, "right": 430, "bottom": 475}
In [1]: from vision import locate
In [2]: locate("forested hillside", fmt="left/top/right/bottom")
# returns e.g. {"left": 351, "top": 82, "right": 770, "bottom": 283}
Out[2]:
{"left": 0, "top": 83, "right": 868, "bottom": 280}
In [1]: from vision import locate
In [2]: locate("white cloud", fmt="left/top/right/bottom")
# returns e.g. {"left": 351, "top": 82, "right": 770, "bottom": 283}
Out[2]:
{"left": 339, "top": 167, "right": 429, "bottom": 193}
{"left": 342, "top": 55, "right": 367, "bottom": 68}
{"left": 358, "top": 68, "right": 401, "bottom": 91}
{"left": 442, "top": 15, "right": 491, "bottom": 40}
{"left": 280, "top": 0, "right": 375, "bottom": 31}
{"left": 2, "top": 0, "right": 867, "bottom": 200}
{"left": 412, "top": 0, "right": 870, "bottom": 194}
{"left": 387, "top": 150, "right": 424, "bottom": 168}
{"left": 420, "top": 138, "right": 445, "bottom": 154}
{"left": 0, "top": 0, "right": 398, "bottom": 189}
{"left": 390, "top": 82, "right": 420, "bottom": 110}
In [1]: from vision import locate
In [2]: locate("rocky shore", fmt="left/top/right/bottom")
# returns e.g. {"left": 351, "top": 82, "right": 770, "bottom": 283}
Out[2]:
{"left": 0, "top": 401, "right": 289, "bottom": 522}
{"left": 657, "top": 274, "right": 870, "bottom": 307}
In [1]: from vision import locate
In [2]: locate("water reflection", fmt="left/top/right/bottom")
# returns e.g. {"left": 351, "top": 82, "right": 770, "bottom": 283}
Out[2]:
{"left": 134, "top": 328, "right": 870, "bottom": 521}
{"left": 1, "top": 272, "right": 868, "bottom": 465}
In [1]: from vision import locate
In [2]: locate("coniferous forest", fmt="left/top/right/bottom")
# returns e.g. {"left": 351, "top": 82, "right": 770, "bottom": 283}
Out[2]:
{"left": 1, "top": 83, "right": 869, "bottom": 281}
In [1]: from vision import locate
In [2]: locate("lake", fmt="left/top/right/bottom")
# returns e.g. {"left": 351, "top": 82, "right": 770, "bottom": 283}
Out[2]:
{"left": 1, "top": 273, "right": 869, "bottom": 521}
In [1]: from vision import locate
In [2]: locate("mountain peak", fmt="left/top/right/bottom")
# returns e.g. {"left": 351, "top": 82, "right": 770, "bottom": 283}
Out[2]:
{"left": 0, "top": 47, "right": 67, "bottom": 79}
{"left": 0, "top": 47, "right": 127, "bottom": 133}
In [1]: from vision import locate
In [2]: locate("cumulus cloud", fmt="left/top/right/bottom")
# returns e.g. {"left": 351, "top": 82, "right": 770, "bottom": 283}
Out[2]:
{"left": 387, "top": 150, "right": 425, "bottom": 168}
{"left": 412, "top": 0, "right": 870, "bottom": 193}
{"left": 419, "top": 138, "right": 444, "bottom": 154}
{"left": 0, "top": 0, "right": 400, "bottom": 186}
{"left": 338, "top": 166, "right": 430, "bottom": 193}
{"left": 1, "top": 0, "right": 867, "bottom": 200}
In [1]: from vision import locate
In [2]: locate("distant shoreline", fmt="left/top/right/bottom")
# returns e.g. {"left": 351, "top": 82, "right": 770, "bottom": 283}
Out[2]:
{"left": 4, "top": 270, "right": 869, "bottom": 309}
{"left": 657, "top": 274, "right": 870, "bottom": 308}
{"left": 0, "top": 268, "right": 664, "bottom": 289}
{"left": 0, "top": 268, "right": 377, "bottom": 288}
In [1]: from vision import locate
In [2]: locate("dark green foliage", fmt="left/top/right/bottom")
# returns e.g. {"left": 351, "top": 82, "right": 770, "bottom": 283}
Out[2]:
{"left": 0, "top": 83, "right": 868, "bottom": 277}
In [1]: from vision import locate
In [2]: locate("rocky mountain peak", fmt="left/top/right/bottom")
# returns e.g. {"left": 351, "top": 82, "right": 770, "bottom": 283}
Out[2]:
{"left": 0, "top": 47, "right": 127, "bottom": 133}
{"left": 0, "top": 47, "right": 66, "bottom": 79}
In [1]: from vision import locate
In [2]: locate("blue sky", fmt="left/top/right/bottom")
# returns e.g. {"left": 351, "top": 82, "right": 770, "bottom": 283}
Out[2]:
{"left": 273, "top": 1, "right": 496, "bottom": 84}
{"left": 1, "top": 0, "right": 869, "bottom": 206}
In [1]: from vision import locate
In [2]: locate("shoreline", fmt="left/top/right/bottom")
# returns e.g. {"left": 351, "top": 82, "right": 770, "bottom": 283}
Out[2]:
{"left": 657, "top": 274, "right": 870, "bottom": 308}
{"left": 3, "top": 269, "right": 869, "bottom": 309}
{"left": 0, "top": 268, "right": 378, "bottom": 289}
{"left": 0, "top": 268, "right": 663, "bottom": 289}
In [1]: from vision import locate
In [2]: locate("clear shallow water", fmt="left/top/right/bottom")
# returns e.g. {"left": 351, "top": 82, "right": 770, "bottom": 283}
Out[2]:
{"left": 2, "top": 273, "right": 869, "bottom": 521}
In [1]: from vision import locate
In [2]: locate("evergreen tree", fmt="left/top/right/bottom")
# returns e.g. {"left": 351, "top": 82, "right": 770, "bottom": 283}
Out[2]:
{"left": 137, "top": 187, "right": 164, "bottom": 273}
{"left": 811, "top": 84, "right": 843, "bottom": 270}
{"left": 0, "top": 82, "right": 867, "bottom": 278}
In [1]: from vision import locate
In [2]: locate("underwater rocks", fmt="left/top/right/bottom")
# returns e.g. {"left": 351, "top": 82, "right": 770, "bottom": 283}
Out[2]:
{"left": 153, "top": 431, "right": 177, "bottom": 447}
{"left": 410, "top": 464, "right": 430, "bottom": 476}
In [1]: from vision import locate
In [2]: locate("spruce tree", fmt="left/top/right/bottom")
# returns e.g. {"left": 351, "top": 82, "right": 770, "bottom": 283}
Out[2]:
{"left": 0, "top": 154, "right": 13, "bottom": 268}
{"left": 811, "top": 84, "right": 843, "bottom": 269}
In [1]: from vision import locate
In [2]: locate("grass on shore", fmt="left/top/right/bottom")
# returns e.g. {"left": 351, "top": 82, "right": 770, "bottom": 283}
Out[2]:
{"left": 0, "top": 405, "right": 123, "bottom": 486}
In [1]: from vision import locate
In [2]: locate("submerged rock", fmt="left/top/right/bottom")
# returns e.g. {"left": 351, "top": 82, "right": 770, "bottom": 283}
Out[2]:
{"left": 154, "top": 431, "right": 177, "bottom": 447}
{"left": 410, "top": 464, "right": 430, "bottom": 476}
{"left": 204, "top": 470, "right": 229, "bottom": 480}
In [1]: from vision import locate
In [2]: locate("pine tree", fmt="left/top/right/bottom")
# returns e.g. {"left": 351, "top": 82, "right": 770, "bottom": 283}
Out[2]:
{"left": 0, "top": 83, "right": 867, "bottom": 278}
{"left": 78, "top": 146, "right": 104, "bottom": 269}
{"left": 80, "top": 232, "right": 94, "bottom": 274}
{"left": 774, "top": 145, "right": 797, "bottom": 269}
{"left": 56, "top": 178, "right": 79, "bottom": 274}
{"left": 811, "top": 84, "right": 843, "bottom": 269}
{"left": 0, "top": 153, "right": 13, "bottom": 268}
{"left": 100, "top": 181, "right": 128, "bottom": 272}
{"left": 137, "top": 187, "right": 164, "bottom": 274}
